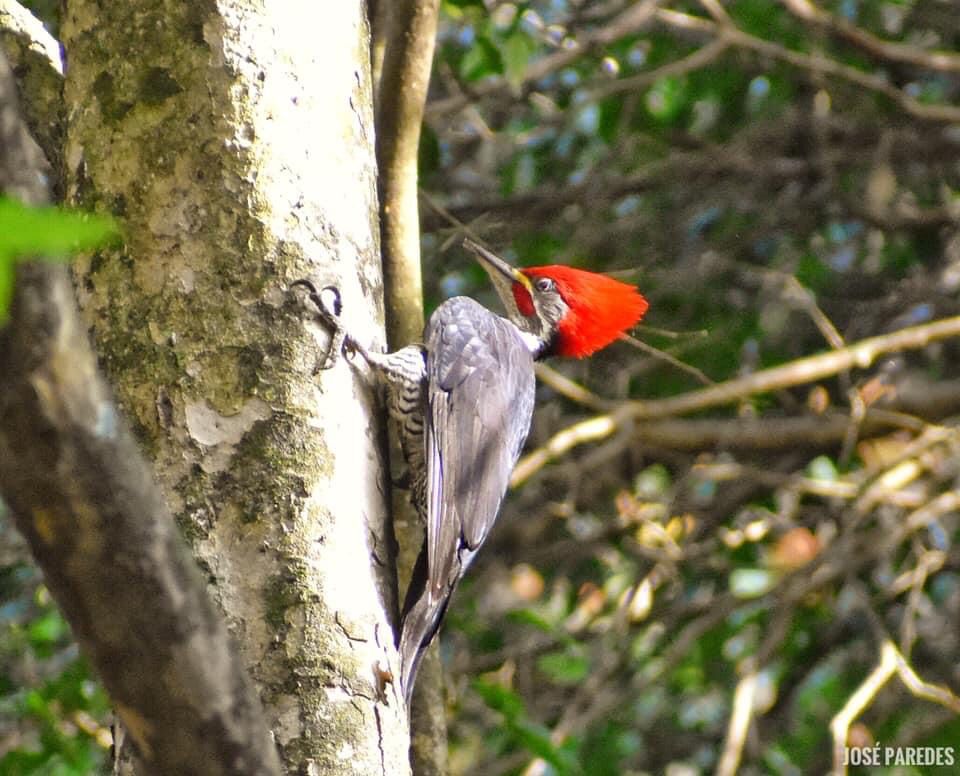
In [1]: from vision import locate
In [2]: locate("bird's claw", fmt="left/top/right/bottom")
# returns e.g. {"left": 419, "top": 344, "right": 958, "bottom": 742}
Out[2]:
{"left": 291, "top": 279, "right": 348, "bottom": 370}
{"left": 314, "top": 327, "right": 347, "bottom": 372}
{"left": 342, "top": 337, "right": 360, "bottom": 362}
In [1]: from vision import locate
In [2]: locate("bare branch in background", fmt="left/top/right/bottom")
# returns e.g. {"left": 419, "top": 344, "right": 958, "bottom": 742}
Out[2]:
{"left": 376, "top": 0, "right": 438, "bottom": 346}
{"left": 782, "top": 0, "right": 960, "bottom": 72}
{"left": 717, "top": 669, "right": 758, "bottom": 776}
{"left": 426, "top": 0, "right": 662, "bottom": 121}
{"left": 831, "top": 640, "right": 960, "bottom": 775}
{"left": 655, "top": 8, "right": 960, "bottom": 123}
{"left": 514, "top": 315, "right": 960, "bottom": 484}
{"left": 422, "top": 3, "right": 960, "bottom": 771}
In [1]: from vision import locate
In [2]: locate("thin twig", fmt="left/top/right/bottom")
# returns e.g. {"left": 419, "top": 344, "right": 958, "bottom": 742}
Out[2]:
{"left": 781, "top": 0, "right": 960, "bottom": 73}
{"left": 513, "top": 316, "right": 960, "bottom": 485}
{"left": 898, "top": 546, "right": 944, "bottom": 657}
{"left": 891, "top": 644, "right": 960, "bottom": 713}
{"left": 655, "top": 9, "right": 960, "bottom": 124}
{"left": 534, "top": 363, "right": 609, "bottom": 412}
{"left": 830, "top": 640, "right": 960, "bottom": 775}
{"left": 426, "top": 0, "right": 662, "bottom": 120}
{"left": 640, "top": 317, "right": 959, "bottom": 418}
{"left": 619, "top": 333, "right": 715, "bottom": 386}
{"left": 716, "top": 669, "right": 758, "bottom": 776}
{"left": 855, "top": 425, "right": 954, "bottom": 517}
{"left": 830, "top": 641, "right": 898, "bottom": 775}
{"left": 698, "top": 0, "right": 731, "bottom": 25}
{"left": 586, "top": 37, "right": 729, "bottom": 101}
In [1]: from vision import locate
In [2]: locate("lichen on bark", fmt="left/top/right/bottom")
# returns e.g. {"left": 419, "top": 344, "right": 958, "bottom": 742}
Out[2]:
{"left": 59, "top": 0, "right": 410, "bottom": 772}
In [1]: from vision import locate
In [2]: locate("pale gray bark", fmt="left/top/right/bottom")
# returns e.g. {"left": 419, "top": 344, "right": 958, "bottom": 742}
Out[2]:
{"left": 0, "top": 47, "right": 281, "bottom": 776}
{"left": 58, "top": 0, "right": 410, "bottom": 772}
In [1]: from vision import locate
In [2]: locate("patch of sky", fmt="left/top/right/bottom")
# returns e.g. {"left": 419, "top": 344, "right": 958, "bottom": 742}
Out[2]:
{"left": 827, "top": 245, "right": 856, "bottom": 272}
{"left": 748, "top": 75, "right": 770, "bottom": 99}
{"left": 456, "top": 25, "right": 475, "bottom": 47}
{"left": 575, "top": 103, "right": 599, "bottom": 134}
{"left": 520, "top": 9, "right": 544, "bottom": 35}
{"left": 559, "top": 68, "right": 580, "bottom": 88}
{"left": 554, "top": 131, "right": 575, "bottom": 158}
{"left": 687, "top": 205, "right": 723, "bottom": 238}
{"left": 628, "top": 41, "right": 649, "bottom": 68}
{"left": 614, "top": 194, "right": 643, "bottom": 218}
{"left": 827, "top": 220, "right": 862, "bottom": 243}
{"left": 900, "top": 302, "right": 933, "bottom": 326}
{"left": 440, "top": 273, "right": 468, "bottom": 299}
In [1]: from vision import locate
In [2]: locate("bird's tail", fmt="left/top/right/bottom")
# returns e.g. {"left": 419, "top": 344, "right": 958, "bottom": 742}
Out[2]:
{"left": 398, "top": 544, "right": 449, "bottom": 707}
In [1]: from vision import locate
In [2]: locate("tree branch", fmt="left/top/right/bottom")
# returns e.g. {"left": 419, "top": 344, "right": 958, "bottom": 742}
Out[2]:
{"left": 425, "top": 0, "right": 661, "bottom": 121}
{"left": 0, "top": 50, "right": 280, "bottom": 776}
{"left": 782, "top": 0, "right": 960, "bottom": 73}
{"left": 375, "top": 0, "right": 437, "bottom": 347}
{"left": 655, "top": 8, "right": 960, "bottom": 124}
{"left": 374, "top": 3, "right": 447, "bottom": 772}
{"left": 422, "top": 145, "right": 811, "bottom": 233}
{"left": 513, "top": 315, "right": 960, "bottom": 485}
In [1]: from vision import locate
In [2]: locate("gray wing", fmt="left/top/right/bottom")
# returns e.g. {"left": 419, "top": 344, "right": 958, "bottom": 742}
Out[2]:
{"left": 425, "top": 296, "right": 536, "bottom": 599}
{"left": 398, "top": 296, "right": 535, "bottom": 703}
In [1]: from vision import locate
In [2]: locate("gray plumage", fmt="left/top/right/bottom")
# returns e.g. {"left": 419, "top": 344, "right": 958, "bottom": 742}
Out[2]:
{"left": 291, "top": 253, "right": 573, "bottom": 707}
{"left": 399, "top": 296, "right": 536, "bottom": 705}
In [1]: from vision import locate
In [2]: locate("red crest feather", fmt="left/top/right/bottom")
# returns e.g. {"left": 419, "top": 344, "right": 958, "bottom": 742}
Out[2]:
{"left": 513, "top": 266, "right": 648, "bottom": 358}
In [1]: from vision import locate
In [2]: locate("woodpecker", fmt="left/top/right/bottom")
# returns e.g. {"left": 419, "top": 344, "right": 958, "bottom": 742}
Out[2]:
{"left": 293, "top": 240, "right": 647, "bottom": 706}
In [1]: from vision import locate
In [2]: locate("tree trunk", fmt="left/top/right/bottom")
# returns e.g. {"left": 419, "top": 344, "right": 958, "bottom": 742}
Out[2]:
{"left": 59, "top": 0, "right": 410, "bottom": 772}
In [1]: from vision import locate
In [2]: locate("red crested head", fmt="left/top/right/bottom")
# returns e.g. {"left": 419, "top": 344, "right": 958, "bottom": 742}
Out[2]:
{"left": 511, "top": 265, "right": 648, "bottom": 358}
{"left": 464, "top": 239, "right": 647, "bottom": 359}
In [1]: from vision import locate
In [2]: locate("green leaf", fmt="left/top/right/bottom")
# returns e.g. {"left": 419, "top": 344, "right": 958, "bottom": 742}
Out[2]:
{"left": 537, "top": 650, "right": 590, "bottom": 684}
{"left": 512, "top": 718, "right": 580, "bottom": 774}
{"left": 28, "top": 610, "right": 68, "bottom": 647}
{"left": 0, "top": 264, "right": 12, "bottom": 322}
{"left": 597, "top": 96, "right": 623, "bottom": 143}
{"left": 473, "top": 679, "right": 582, "bottom": 775}
{"left": 0, "top": 198, "right": 119, "bottom": 261}
{"left": 500, "top": 32, "right": 536, "bottom": 89}
{"left": 645, "top": 75, "right": 686, "bottom": 122}
{"left": 0, "top": 198, "right": 119, "bottom": 321}
{"left": 795, "top": 252, "right": 831, "bottom": 291}
{"left": 635, "top": 463, "right": 671, "bottom": 498}
{"left": 473, "top": 678, "right": 525, "bottom": 719}
{"left": 460, "top": 35, "right": 503, "bottom": 82}
{"left": 506, "top": 607, "right": 556, "bottom": 633}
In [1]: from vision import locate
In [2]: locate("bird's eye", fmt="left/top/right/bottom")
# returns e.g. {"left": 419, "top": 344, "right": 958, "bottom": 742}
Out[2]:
{"left": 535, "top": 277, "right": 553, "bottom": 292}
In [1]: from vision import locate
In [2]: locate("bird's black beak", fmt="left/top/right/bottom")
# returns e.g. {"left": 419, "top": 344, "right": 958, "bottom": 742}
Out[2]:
{"left": 463, "top": 239, "right": 533, "bottom": 316}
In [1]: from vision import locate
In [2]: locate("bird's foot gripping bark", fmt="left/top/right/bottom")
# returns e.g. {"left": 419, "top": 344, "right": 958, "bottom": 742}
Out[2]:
{"left": 291, "top": 279, "right": 359, "bottom": 371}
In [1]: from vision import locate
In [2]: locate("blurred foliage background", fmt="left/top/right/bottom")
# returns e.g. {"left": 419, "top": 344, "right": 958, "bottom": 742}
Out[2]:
{"left": 0, "top": 508, "right": 110, "bottom": 776}
{"left": 3, "top": 0, "right": 960, "bottom": 773}
{"left": 417, "top": 1, "right": 960, "bottom": 774}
